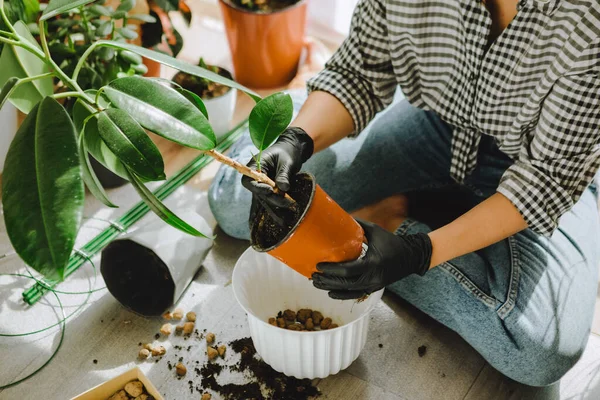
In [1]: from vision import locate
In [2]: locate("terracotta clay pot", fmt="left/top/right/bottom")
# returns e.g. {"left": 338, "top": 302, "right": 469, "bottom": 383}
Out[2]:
{"left": 218, "top": 0, "right": 308, "bottom": 89}
{"left": 251, "top": 173, "right": 365, "bottom": 278}
{"left": 143, "top": 57, "right": 162, "bottom": 78}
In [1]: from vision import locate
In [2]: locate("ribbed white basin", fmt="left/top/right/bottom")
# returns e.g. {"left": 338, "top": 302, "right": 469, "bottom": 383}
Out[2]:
{"left": 232, "top": 248, "right": 383, "bottom": 379}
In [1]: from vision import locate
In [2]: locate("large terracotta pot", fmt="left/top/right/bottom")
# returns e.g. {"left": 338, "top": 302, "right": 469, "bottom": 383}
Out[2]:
{"left": 218, "top": 0, "right": 308, "bottom": 89}
{"left": 251, "top": 173, "right": 365, "bottom": 278}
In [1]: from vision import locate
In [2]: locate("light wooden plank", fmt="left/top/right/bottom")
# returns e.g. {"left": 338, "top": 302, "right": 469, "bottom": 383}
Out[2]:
{"left": 463, "top": 365, "right": 560, "bottom": 400}
{"left": 314, "top": 370, "right": 406, "bottom": 400}
{"left": 560, "top": 333, "right": 600, "bottom": 400}
{"left": 344, "top": 294, "right": 486, "bottom": 400}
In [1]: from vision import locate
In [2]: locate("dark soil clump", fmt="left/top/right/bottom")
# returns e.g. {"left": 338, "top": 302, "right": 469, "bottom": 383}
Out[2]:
{"left": 251, "top": 174, "right": 313, "bottom": 250}
{"left": 200, "top": 337, "right": 320, "bottom": 399}
{"left": 173, "top": 67, "right": 232, "bottom": 99}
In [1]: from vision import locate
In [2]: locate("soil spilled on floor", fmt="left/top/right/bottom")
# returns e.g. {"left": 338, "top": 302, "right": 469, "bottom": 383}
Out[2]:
{"left": 199, "top": 337, "right": 320, "bottom": 399}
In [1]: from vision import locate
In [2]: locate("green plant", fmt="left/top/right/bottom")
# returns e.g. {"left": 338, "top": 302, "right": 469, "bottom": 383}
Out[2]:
{"left": 142, "top": 0, "right": 191, "bottom": 57}
{"left": 0, "top": 0, "right": 293, "bottom": 281}
{"left": 44, "top": 0, "right": 155, "bottom": 90}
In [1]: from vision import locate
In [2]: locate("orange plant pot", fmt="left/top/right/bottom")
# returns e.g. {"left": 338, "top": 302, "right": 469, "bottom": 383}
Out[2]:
{"left": 251, "top": 173, "right": 365, "bottom": 278}
{"left": 143, "top": 57, "right": 162, "bottom": 78}
{"left": 218, "top": 0, "right": 308, "bottom": 89}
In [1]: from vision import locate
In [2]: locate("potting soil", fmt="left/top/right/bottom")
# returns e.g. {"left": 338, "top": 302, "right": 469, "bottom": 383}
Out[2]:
{"left": 198, "top": 337, "right": 320, "bottom": 399}
{"left": 251, "top": 174, "right": 312, "bottom": 250}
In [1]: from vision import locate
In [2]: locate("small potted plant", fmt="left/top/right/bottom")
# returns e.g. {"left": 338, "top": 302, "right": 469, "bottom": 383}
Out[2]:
{"left": 41, "top": 0, "right": 158, "bottom": 187}
{"left": 141, "top": 0, "right": 192, "bottom": 77}
{"left": 172, "top": 58, "right": 237, "bottom": 142}
{"left": 0, "top": 0, "right": 362, "bottom": 287}
{"left": 218, "top": 0, "right": 308, "bottom": 88}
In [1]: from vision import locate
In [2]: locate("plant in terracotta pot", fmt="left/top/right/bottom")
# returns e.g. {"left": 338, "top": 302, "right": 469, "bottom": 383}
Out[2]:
{"left": 172, "top": 58, "right": 236, "bottom": 142}
{"left": 0, "top": 0, "right": 362, "bottom": 287}
{"left": 219, "top": 0, "right": 308, "bottom": 88}
{"left": 140, "top": 0, "right": 192, "bottom": 77}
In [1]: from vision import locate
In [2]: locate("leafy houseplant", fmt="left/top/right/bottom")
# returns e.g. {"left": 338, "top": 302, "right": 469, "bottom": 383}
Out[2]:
{"left": 142, "top": 0, "right": 191, "bottom": 59}
{"left": 0, "top": 0, "right": 296, "bottom": 282}
{"left": 44, "top": 0, "right": 155, "bottom": 91}
{"left": 219, "top": 0, "right": 308, "bottom": 88}
{"left": 172, "top": 58, "right": 236, "bottom": 140}
{"left": 41, "top": 0, "right": 158, "bottom": 188}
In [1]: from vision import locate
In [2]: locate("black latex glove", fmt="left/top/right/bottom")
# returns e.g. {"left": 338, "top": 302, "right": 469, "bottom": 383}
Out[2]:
{"left": 312, "top": 219, "right": 433, "bottom": 300}
{"left": 242, "top": 127, "right": 314, "bottom": 223}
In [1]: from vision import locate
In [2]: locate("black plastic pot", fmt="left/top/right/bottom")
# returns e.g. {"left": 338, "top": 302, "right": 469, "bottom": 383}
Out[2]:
{"left": 90, "top": 157, "right": 128, "bottom": 189}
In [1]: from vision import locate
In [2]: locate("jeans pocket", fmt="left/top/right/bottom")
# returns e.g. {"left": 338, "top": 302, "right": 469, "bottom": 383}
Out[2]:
{"left": 438, "top": 235, "right": 521, "bottom": 317}
{"left": 440, "top": 262, "right": 499, "bottom": 309}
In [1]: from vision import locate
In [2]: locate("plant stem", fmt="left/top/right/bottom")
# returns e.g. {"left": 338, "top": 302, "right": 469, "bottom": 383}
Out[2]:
{"left": 0, "top": 29, "right": 15, "bottom": 38}
{"left": 204, "top": 149, "right": 296, "bottom": 203}
{"left": 19, "top": 72, "right": 54, "bottom": 84}
{"left": 52, "top": 91, "right": 85, "bottom": 100}
{"left": 0, "top": 4, "right": 16, "bottom": 35}
{"left": 72, "top": 42, "right": 102, "bottom": 82}
{"left": 79, "top": 6, "right": 93, "bottom": 44}
{"left": 37, "top": 20, "right": 94, "bottom": 105}
{"left": 0, "top": 35, "right": 19, "bottom": 46}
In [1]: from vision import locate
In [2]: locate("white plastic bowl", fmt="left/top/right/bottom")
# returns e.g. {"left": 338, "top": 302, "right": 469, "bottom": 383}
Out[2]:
{"left": 232, "top": 248, "right": 383, "bottom": 379}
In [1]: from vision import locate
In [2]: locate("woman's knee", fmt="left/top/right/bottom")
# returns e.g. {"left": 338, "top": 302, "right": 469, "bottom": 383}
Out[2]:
{"left": 208, "top": 165, "right": 252, "bottom": 240}
{"left": 498, "top": 334, "right": 586, "bottom": 387}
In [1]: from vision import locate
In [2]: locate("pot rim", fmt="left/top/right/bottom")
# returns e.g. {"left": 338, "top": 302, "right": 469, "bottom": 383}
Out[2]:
{"left": 171, "top": 66, "right": 234, "bottom": 100}
{"left": 250, "top": 171, "right": 316, "bottom": 253}
{"left": 218, "top": 0, "right": 307, "bottom": 16}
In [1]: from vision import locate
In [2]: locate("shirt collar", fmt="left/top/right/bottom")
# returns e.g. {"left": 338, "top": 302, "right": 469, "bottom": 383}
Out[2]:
{"left": 517, "top": 0, "right": 560, "bottom": 15}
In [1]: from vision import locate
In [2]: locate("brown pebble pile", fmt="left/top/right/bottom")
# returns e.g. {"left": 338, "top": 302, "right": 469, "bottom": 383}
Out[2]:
{"left": 268, "top": 309, "right": 339, "bottom": 331}
{"left": 108, "top": 379, "right": 155, "bottom": 400}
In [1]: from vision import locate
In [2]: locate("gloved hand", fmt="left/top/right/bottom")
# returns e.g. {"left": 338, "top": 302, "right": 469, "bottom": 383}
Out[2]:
{"left": 242, "top": 127, "right": 314, "bottom": 223}
{"left": 312, "top": 219, "right": 433, "bottom": 300}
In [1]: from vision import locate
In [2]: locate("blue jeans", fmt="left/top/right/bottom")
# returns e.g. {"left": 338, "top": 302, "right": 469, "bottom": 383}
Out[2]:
{"left": 209, "top": 93, "right": 600, "bottom": 387}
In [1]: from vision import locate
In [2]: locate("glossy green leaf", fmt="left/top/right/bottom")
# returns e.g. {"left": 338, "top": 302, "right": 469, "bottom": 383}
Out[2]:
{"left": 112, "top": 10, "right": 126, "bottom": 19}
{"left": 95, "top": 20, "right": 112, "bottom": 37}
{"left": 78, "top": 129, "right": 117, "bottom": 208}
{"left": 176, "top": 88, "right": 209, "bottom": 119}
{"left": 73, "top": 98, "right": 130, "bottom": 180}
{"left": 93, "top": 41, "right": 261, "bottom": 102}
{"left": 89, "top": 4, "right": 111, "bottom": 16}
{"left": 118, "top": 26, "right": 138, "bottom": 40}
{"left": 103, "top": 76, "right": 217, "bottom": 150}
{"left": 2, "top": 97, "right": 84, "bottom": 281}
{"left": 97, "top": 108, "right": 165, "bottom": 181}
{"left": 0, "top": 22, "right": 53, "bottom": 113}
{"left": 0, "top": 77, "right": 18, "bottom": 111}
{"left": 119, "top": 50, "right": 143, "bottom": 65}
{"left": 126, "top": 169, "right": 211, "bottom": 238}
{"left": 97, "top": 46, "right": 115, "bottom": 61}
{"left": 249, "top": 93, "right": 293, "bottom": 151}
{"left": 117, "top": 0, "right": 135, "bottom": 12}
{"left": 128, "top": 14, "right": 157, "bottom": 23}
{"left": 41, "top": 0, "right": 96, "bottom": 20}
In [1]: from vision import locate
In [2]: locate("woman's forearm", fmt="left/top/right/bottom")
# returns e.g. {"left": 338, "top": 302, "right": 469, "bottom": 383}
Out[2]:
{"left": 291, "top": 91, "right": 355, "bottom": 153}
{"left": 427, "top": 193, "right": 528, "bottom": 268}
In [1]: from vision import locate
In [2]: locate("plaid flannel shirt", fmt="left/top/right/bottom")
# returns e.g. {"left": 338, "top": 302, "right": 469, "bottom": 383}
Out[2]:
{"left": 307, "top": 0, "right": 600, "bottom": 235}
